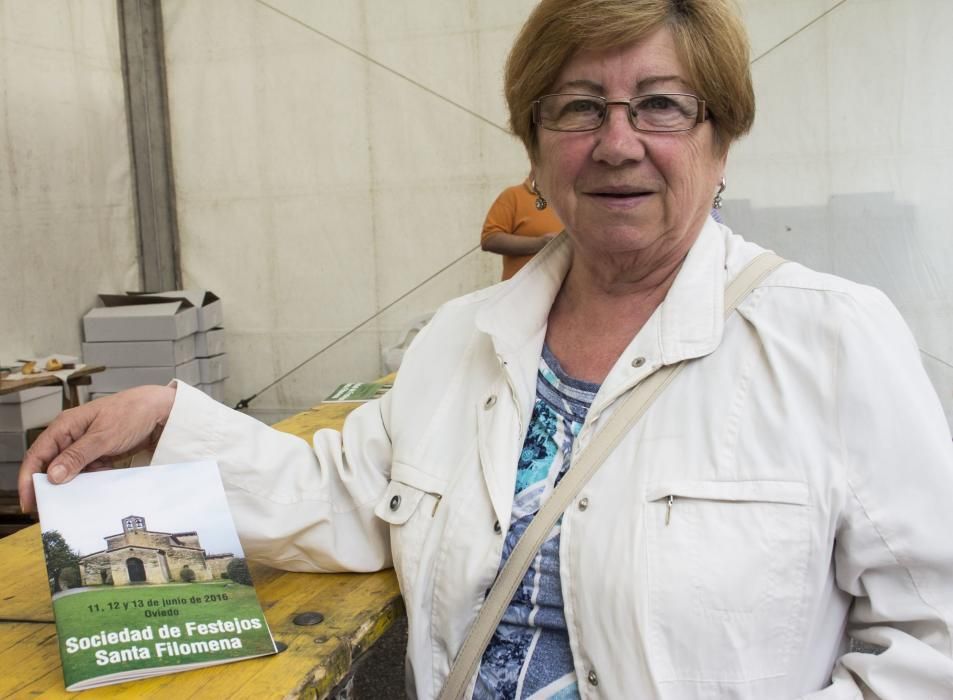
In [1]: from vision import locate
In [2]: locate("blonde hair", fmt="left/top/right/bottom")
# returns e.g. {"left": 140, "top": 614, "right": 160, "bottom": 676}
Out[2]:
{"left": 504, "top": 0, "right": 754, "bottom": 155}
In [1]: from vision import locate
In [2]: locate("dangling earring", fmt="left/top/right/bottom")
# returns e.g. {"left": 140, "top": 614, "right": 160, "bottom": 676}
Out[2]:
{"left": 531, "top": 178, "right": 547, "bottom": 210}
{"left": 713, "top": 177, "right": 726, "bottom": 209}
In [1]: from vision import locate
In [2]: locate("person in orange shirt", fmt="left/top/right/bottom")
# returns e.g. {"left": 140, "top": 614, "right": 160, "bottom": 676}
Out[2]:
{"left": 480, "top": 173, "right": 563, "bottom": 281}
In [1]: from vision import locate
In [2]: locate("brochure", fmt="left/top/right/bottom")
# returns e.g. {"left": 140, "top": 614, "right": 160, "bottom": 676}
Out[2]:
{"left": 32, "top": 460, "right": 277, "bottom": 691}
{"left": 324, "top": 380, "right": 393, "bottom": 403}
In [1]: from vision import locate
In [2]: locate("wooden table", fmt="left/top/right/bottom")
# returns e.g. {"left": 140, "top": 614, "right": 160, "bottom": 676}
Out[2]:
{"left": 0, "top": 365, "right": 106, "bottom": 408}
{"left": 0, "top": 398, "right": 404, "bottom": 698}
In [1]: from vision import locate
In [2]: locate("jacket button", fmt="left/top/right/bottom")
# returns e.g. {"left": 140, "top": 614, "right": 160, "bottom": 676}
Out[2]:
{"left": 632, "top": 356, "right": 646, "bottom": 368}
{"left": 587, "top": 669, "right": 599, "bottom": 686}
{"left": 484, "top": 395, "right": 497, "bottom": 409}
{"left": 578, "top": 497, "right": 589, "bottom": 511}
{"left": 493, "top": 520, "right": 502, "bottom": 534}
{"left": 389, "top": 495, "right": 401, "bottom": 511}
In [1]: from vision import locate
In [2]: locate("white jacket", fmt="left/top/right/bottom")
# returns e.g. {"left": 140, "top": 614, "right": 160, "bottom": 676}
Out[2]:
{"left": 154, "top": 219, "right": 953, "bottom": 699}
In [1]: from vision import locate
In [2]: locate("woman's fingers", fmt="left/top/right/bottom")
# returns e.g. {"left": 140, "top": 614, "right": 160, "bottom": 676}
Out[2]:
{"left": 18, "top": 404, "right": 99, "bottom": 511}
{"left": 45, "top": 431, "right": 112, "bottom": 484}
{"left": 17, "top": 385, "right": 176, "bottom": 513}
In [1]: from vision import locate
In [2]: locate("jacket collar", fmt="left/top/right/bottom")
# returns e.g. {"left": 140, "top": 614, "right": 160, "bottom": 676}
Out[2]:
{"left": 475, "top": 217, "right": 731, "bottom": 395}
{"left": 651, "top": 215, "right": 726, "bottom": 365}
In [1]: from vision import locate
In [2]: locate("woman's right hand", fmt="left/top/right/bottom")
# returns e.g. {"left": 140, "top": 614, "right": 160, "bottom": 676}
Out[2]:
{"left": 17, "top": 384, "right": 177, "bottom": 513}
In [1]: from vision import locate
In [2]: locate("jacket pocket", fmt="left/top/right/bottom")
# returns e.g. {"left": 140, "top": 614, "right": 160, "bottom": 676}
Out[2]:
{"left": 643, "top": 479, "right": 811, "bottom": 683}
{"left": 374, "top": 462, "right": 445, "bottom": 581}
{"left": 374, "top": 461, "right": 446, "bottom": 523}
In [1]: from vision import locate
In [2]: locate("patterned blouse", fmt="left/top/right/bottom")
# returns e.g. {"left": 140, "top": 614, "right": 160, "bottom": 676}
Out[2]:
{"left": 473, "top": 345, "right": 600, "bottom": 699}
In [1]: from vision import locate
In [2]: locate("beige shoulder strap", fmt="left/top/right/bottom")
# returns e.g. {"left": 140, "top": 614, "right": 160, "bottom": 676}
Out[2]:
{"left": 438, "top": 252, "right": 786, "bottom": 699}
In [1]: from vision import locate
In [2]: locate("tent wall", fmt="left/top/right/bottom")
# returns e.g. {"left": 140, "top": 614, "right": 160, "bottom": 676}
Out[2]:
{"left": 2, "top": 1, "right": 952, "bottom": 428}
{"left": 0, "top": 0, "right": 139, "bottom": 360}
{"left": 727, "top": 0, "right": 953, "bottom": 427}
{"left": 160, "top": 0, "right": 532, "bottom": 419}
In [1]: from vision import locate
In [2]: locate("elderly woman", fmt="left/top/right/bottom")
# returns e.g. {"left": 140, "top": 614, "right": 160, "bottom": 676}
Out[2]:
{"left": 19, "top": 0, "right": 953, "bottom": 698}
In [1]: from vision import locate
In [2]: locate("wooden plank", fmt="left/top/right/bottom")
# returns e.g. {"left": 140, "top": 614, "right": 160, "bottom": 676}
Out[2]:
{"left": 0, "top": 622, "right": 64, "bottom": 698}
{"left": 271, "top": 401, "right": 360, "bottom": 437}
{"left": 0, "top": 366, "right": 105, "bottom": 396}
{"left": 117, "top": 0, "right": 181, "bottom": 291}
{"left": 0, "top": 525, "right": 52, "bottom": 622}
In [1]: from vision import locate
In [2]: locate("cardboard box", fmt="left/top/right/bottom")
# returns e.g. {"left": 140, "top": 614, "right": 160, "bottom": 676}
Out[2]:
{"left": 83, "top": 335, "right": 196, "bottom": 368}
{"left": 195, "top": 328, "right": 225, "bottom": 357}
{"left": 0, "top": 431, "right": 28, "bottom": 462}
{"left": 90, "top": 359, "right": 200, "bottom": 393}
{"left": 131, "top": 290, "right": 222, "bottom": 331}
{"left": 0, "top": 386, "right": 62, "bottom": 431}
{"left": 84, "top": 297, "right": 198, "bottom": 342}
{"left": 198, "top": 380, "right": 227, "bottom": 403}
{"left": 0, "top": 462, "right": 18, "bottom": 491}
{"left": 198, "top": 354, "right": 228, "bottom": 383}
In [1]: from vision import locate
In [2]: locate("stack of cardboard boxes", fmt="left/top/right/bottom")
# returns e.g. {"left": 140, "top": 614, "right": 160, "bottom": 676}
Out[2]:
{"left": 83, "top": 291, "right": 228, "bottom": 403}
{"left": 0, "top": 387, "right": 62, "bottom": 494}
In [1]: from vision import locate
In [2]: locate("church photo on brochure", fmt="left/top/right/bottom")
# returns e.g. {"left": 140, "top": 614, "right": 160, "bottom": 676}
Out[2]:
{"left": 74, "top": 513, "right": 236, "bottom": 588}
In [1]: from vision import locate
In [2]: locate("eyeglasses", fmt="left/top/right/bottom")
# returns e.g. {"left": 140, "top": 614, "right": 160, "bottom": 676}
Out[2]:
{"left": 532, "top": 93, "right": 707, "bottom": 133}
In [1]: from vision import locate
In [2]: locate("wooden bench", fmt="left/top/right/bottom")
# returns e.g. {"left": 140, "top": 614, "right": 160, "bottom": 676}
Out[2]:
{"left": 0, "top": 395, "right": 404, "bottom": 698}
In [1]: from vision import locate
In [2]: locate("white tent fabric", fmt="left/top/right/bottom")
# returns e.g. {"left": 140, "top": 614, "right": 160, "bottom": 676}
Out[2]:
{"left": 1, "top": 0, "right": 951, "bottom": 428}
{"left": 727, "top": 0, "right": 953, "bottom": 426}
{"left": 0, "top": 0, "right": 139, "bottom": 363}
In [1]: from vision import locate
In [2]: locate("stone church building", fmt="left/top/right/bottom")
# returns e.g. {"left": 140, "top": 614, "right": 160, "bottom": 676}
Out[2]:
{"left": 79, "top": 515, "right": 235, "bottom": 586}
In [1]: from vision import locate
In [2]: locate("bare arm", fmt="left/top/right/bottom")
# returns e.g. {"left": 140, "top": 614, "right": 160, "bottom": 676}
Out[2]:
{"left": 481, "top": 232, "right": 557, "bottom": 256}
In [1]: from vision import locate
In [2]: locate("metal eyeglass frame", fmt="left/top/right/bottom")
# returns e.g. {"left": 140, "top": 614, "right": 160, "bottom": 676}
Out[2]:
{"left": 531, "top": 93, "right": 708, "bottom": 133}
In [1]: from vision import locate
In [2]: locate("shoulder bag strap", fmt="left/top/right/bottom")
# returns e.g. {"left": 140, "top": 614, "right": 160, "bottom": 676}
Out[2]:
{"left": 438, "top": 252, "right": 786, "bottom": 699}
